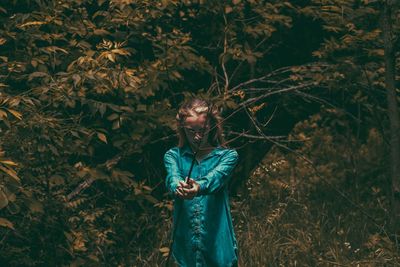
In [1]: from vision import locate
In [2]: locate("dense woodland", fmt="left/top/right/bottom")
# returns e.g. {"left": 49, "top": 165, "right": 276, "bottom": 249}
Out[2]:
{"left": 0, "top": 0, "right": 399, "bottom": 266}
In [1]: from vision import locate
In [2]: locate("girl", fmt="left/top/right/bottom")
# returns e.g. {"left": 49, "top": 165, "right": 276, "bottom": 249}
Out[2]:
{"left": 164, "top": 98, "right": 239, "bottom": 267}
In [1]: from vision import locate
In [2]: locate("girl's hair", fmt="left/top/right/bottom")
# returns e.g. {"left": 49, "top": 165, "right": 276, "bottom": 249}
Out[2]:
{"left": 176, "top": 98, "right": 226, "bottom": 148}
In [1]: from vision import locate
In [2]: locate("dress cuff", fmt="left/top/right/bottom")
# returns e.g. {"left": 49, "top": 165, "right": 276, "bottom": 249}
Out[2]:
{"left": 196, "top": 179, "right": 207, "bottom": 195}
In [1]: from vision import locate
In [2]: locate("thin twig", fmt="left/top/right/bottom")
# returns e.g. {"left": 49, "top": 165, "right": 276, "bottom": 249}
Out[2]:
{"left": 229, "top": 131, "right": 287, "bottom": 140}
{"left": 221, "top": 13, "right": 230, "bottom": 93}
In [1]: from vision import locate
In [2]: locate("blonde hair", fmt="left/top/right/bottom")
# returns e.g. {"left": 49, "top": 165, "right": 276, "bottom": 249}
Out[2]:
{"left": 176, "top": 98, "right": 226, "bottom": 148}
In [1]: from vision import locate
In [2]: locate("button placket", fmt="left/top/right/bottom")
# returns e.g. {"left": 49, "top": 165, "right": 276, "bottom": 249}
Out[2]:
{"left": 190, "top": 196, "right": 204, "bottom": 253}
{"left": 188, "top": 160, "right": 207, "bottom": 265}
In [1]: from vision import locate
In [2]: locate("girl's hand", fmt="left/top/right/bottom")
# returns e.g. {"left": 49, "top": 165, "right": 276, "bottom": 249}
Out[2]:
{"left": 175, "top": 178, "right": 199, "bottom": 199}
{"left": 181, "top": 178, "right": 200, "bottom": 199}
{"left": 175, "top": 180, "right": 190, "bottom": 199}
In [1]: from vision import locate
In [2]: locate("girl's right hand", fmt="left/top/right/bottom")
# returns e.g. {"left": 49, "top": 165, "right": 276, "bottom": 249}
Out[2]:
{"left": 176, "top": 178, "right": 196, "bottom": 199}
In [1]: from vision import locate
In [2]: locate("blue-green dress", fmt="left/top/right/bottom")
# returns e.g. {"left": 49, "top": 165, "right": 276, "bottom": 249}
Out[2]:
{"left": 164, "top": 145, "right": 239, "bottom": 267}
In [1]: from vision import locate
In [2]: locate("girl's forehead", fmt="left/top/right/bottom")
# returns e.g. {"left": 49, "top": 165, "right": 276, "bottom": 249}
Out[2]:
{"left": 184, "top": 114, "right": 207, "bottom": 126}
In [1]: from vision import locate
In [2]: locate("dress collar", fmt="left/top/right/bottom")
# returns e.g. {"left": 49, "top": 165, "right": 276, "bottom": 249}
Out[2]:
{"left": 180, "top": 144, "right": 224, "bottom": 159}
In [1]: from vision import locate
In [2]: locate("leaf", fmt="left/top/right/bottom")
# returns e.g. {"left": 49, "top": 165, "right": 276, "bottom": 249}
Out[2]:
{"left": 72, "top": 74, "right": 81, "bottom": 87}
{"left": 99, "top": 103, "right": 106, "bottom": 117}
{"left": 7, "top": 109, "right": 22, "bottom": 120}
{"left": 8, "top": 98, "right": 21, "bottom": 107}
{"left": 43, "top": 46, "right": 68, "bottom": 54}
{"left": 112, "top": 120, "right": 120, "bottom": 130}
{"left": 18, "top": 21, "right": 47, "bottom": 28}
{"left": 28, "top": 72, "right": 49, "bottom": 81}
{"left": 0, "top": 217, "right": 14, "bottom": 230}
{"left": 0, "top": 165, "right": 20, "bottom": 183}
{"left": 225, "top": 99, "right": 238, "bottom": 109}
{"left": 0, "top": 189, "right": 8, "bottom": 209}
{"left": 87, "top": 254, "right": 99, "bottom": 262}
{"left": 0, "top": 110, "right": 7, "bottom": 120}
{"left": 93, "top": 29, "right": 111, "bottom": 35}
{"left": 321, "top": 5, "right": 341, "bottom": 13}
{"left": 0, "top": 160, "right": 17, "bottom": 167}
{"left": 312, "top": 51, "right": 323, "bottom": 58}
{"left": 49, "top": 175, "right": 65, "bottom": 187}
{"left": 31, "top": 59, "right": 38, "bottom": 67}
{"left": 107, "top": 113, "right": 119, "bottom": 121}
{"left": 368, "top": 49, "right": 384, "bottom": 57}
{"left": 144, "top": 194, "right": 158, "bottom": 204}
{"left": 6, "top": 192, "right": 15, "bottom": 202}
{"left": 159, "top": 247, "right": 169, "bottom": 253}
{"left": 90, "top": 168, "right": 108, "bottom": 180}
{"left": 107, "top": 53, "right": 115, "bottom": 62}
{"left": 142, "top": 185, "right": 152, "bottom": 191}
{"left": 29, "top": 200, "right": 44, "bottom": 213}
{"left": 111, "top": 48, "right": 131, "bottom": 56}
{"left": 225, "top": 6, "right": 233, "bottom": 14}
{"left": 97, "top": 133, "right": 108, "bottom": 144}
{"left": 159, "top": 246, "right": 170, "bottom": 257}
{"left": 323, "top": 25, "right": 342, "bottom": 33}
{"left": 171, "top": 71, "right": 182, "bottom": 79}
{"left": 283, "top": 2, "right": 294, "bottom": 8}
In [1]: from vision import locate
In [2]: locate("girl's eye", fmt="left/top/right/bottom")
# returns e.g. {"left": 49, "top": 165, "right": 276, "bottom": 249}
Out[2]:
{"left": 186, "top": 128, "right": 200, "bottom": 134}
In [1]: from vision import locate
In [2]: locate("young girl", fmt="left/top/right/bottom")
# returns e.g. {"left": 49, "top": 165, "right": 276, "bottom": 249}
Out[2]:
{"left": 164, "top": 98, "right": 239, "bottom": 267}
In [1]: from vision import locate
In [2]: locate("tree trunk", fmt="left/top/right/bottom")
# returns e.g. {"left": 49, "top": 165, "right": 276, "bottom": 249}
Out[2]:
{"left": 382, "top": 0, "right": 400, "bottom": 234}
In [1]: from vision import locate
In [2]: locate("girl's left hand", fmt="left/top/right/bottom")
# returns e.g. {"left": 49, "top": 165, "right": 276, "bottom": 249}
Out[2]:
{"left": 176, "top": 179, "right": 200, "bottom": 199}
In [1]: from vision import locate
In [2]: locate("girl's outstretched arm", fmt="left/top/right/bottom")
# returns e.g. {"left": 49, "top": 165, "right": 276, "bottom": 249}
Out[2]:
{"left": 163, "top": 150, "right": 184, "bottom": 195}
{"left": 196, "top": 149, "right": 239, "bottom": 195}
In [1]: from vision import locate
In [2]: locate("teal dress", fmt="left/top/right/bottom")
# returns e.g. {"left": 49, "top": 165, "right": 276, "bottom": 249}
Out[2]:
{"left": 164, "top": 145, "right": 239, "bottom": 267}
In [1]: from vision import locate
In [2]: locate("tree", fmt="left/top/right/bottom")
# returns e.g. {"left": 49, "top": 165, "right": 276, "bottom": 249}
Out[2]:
{"left": 381, "top": 0, "right": 400, "bottom": 233}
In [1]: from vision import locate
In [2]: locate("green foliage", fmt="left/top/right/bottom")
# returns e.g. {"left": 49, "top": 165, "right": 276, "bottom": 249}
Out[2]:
{"left": 0, "top": 0, "right": 398, "bottom": 265}
{"left": 0, "top": 0, "right": 302, "bottom": 265}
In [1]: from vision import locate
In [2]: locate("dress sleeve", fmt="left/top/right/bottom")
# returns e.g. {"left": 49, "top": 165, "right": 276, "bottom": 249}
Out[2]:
{"left": 196, "top": 149, "right": 239, "bottom": 195}
{"left": 163, "top": 149, "right": 184, "bottom": 195}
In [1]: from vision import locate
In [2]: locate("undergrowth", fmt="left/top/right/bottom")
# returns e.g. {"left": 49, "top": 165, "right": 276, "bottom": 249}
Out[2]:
{"left": 136, "top": 110, "right": 400, "bottom": 266}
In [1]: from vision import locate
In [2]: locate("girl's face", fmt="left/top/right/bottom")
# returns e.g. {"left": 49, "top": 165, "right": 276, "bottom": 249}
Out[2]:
{"left": 183, "top": 113, "right": 210, "bottom": 149}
